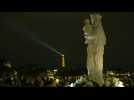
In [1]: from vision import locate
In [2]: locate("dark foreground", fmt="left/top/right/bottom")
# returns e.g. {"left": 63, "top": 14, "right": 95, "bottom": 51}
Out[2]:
{"left": 0, "top": 58, "right": 134, "bottom": 87}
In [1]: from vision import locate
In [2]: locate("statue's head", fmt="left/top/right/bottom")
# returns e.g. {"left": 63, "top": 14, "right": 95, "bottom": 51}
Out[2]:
{"left": 90, "top": 13, "right": 102, "bottom": 25}
{"left": 90, "top": 13, "right": 102, "bottom": 17}
{"left": 95, "top": 14, "right": 102, "bottom": 19}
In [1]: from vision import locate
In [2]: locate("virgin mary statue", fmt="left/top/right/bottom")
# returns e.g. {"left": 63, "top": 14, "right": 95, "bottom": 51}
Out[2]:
{"left": 83, "top": 14, "right": 107, "bottom": 86}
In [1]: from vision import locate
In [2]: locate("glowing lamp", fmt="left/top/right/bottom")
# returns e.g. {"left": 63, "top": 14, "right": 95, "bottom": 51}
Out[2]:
{"left": 61, "top": 54, "right": 65, "bottom": 67}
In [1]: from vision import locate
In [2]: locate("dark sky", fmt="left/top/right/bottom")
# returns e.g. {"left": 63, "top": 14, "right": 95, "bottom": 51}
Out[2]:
{"left": 0, "top": 12, "right": 134, "bottom": 71}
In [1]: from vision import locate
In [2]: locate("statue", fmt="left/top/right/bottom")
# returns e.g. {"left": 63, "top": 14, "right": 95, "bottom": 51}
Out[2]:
{"left": 83, "top": 14, "right": 107, "bottom": 86}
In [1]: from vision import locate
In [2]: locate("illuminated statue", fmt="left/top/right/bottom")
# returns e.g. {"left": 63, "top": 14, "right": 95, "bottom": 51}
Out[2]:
{"left": 83, "top": 14, "right": 106, "bottom": 86}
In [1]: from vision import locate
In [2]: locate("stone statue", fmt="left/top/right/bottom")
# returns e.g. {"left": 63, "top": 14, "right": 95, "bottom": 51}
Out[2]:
{"left": 83, "top": 14, "right": 106, "bottom": 86}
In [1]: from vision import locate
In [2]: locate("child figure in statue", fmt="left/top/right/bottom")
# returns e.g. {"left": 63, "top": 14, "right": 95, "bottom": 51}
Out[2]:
{"left": 83, "top": 14, "right": 107, "bottom": 86}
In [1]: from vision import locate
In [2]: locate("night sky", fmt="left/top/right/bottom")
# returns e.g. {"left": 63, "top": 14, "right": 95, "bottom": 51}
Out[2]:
{"left": 0, "top": 12, "right": 134, "bottom": 71}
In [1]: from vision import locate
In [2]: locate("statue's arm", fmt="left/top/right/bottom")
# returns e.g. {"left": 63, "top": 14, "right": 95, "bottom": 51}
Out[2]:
{"left": 84, "top": 33, "right": 98, "bottom": 45}
{"left": 86, "top": 35, "right": 97, "bottom": 40}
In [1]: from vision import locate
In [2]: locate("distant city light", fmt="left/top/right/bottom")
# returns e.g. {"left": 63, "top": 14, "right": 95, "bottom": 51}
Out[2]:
{"left": 53, "top": 69, "right": 58, "bottom": 72}
{"left": 55, "top": 79, "right": 59, "bottom": 83}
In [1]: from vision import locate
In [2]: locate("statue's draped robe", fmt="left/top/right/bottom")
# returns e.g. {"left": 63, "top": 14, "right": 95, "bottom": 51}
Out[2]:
{"left": 83, "top": 15, "right": 106, "bottom": 86}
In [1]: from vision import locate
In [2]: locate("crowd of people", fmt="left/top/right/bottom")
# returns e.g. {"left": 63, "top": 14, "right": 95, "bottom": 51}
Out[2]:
{"left": 0, "top": 58, "right": 82, "bottom": 87}
{"left": 0, "top": 58, "right": 134, "bottom": 87}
